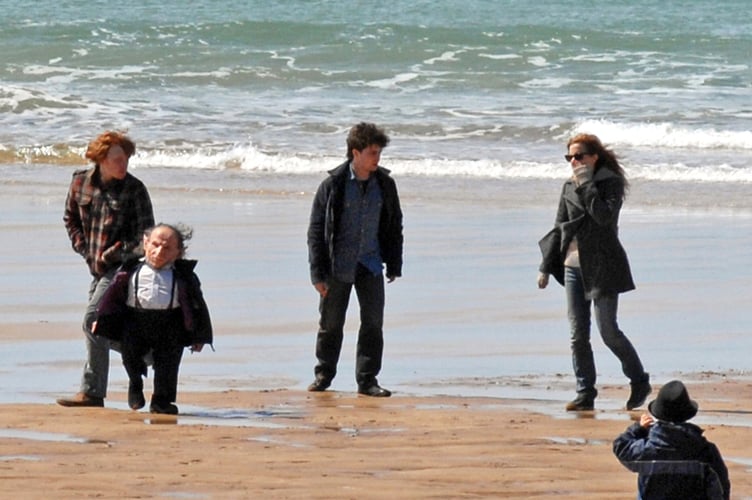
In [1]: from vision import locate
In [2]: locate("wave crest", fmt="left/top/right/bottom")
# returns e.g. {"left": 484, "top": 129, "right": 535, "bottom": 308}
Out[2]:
{"left": 3, "top": 141, "right": 751, "bottom": 184}
{"left": 574, "top": 119, "right": 752, "bottom": 150}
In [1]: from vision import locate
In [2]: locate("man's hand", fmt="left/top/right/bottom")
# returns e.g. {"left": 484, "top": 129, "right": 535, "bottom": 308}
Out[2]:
{"left": 94, "top": 241, "right": 123, "bottom": 276}
{"left": 314, "top": 282, "right": 328, "bottom": 298}
{"left": 101, "top": 241, "right": 123, "bottom": 264}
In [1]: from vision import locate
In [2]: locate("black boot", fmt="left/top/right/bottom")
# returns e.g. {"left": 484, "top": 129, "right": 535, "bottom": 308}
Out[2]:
{"left": 565, "top": 389, "right": 597, "bottom": 411}
{"left": 128, "top": 378, "right": 145, "bottom": 410}
{"left": 626, "top": 376, "right": 652, "bottom": 410}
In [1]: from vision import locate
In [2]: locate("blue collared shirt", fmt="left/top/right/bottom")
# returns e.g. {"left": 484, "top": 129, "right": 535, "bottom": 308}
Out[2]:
{"left": 331, "top": 165, "right": 383, "bottom": 282}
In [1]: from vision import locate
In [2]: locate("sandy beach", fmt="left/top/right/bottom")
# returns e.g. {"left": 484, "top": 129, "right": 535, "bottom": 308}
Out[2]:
{"left": 2, "top": 166, "right": 752, "bottom": 498}
{"left": 3, "top": 1, "right": 752, "bottom": 496}
{"left": 1, "top": 363, "right": 751, "bottom": 498}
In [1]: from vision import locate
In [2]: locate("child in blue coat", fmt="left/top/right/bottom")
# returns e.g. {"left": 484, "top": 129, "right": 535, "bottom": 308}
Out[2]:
{"left": 613, "top": 380, "right": 729, "bottom": 499}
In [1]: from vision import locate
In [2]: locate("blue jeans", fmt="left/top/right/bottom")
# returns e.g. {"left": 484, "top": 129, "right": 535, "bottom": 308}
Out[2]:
{"left": 314, "top": 265, "right": 385, "bottom": 388}
{"left": 565, "top": 266, "right": 647, "bottom": 396}
{"left": 80, "top": 270, "right": 116, "bottom": 398}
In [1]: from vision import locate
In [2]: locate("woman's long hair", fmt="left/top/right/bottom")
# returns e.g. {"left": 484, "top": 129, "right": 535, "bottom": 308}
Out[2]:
{"left": 567, "top": 133, "right": 629, "bottom": 194}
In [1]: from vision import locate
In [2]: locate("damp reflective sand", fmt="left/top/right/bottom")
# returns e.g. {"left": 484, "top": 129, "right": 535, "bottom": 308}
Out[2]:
{"left": 1, "top": 381, "right": 751, "bottom": 497}
{"left": 3, "top": 335, "right": 752, "bottom": 431}
{"left": 2, "top": 171, "right": 752, "bottom": 496}
{"left": 0, "top": 429, "right": 88, "bottom": 443}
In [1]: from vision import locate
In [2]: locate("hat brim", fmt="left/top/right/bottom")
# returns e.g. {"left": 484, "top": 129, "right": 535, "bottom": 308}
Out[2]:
{"left": 648, "top": 398, "right": 698, "bottom": 423}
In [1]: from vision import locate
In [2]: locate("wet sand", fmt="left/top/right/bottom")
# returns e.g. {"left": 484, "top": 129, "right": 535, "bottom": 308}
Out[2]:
{"left": 2, "top": 166, "right": 752, "bottom": 497}
{"left": 1, "top": 373, "right": 751, "bottom": 499}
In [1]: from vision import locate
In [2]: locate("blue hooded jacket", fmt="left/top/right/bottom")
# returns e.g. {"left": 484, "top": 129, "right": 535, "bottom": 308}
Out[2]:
{"left": 613, "top": 421, "right": 729, "bottom": 499}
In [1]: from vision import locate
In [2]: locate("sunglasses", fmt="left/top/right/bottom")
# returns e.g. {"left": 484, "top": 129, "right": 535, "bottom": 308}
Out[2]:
{"left": 564, "top": 152, "right": 590, "bottom": 162}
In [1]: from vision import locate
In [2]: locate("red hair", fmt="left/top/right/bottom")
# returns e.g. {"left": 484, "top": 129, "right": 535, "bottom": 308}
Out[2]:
{"left": 85, "top": 131, "right": 136, "bottom": 164}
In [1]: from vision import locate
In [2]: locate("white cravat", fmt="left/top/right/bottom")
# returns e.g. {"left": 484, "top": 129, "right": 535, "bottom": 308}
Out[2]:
{"left": 127, "top": 261, "right": 179, "bottom": 310}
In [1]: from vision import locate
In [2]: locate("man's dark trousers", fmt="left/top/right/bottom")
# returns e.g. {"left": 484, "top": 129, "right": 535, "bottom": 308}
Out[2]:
{"left": 314, "top": 264, "right": 385, "bottom": 388}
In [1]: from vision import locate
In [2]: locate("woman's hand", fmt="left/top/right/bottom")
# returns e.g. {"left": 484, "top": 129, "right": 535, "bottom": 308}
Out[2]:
{"left": 572, "top": 165, "right": 593, "bottom": 186}
{"left": 537, "top": 272, "right": 549, "bottom": 289}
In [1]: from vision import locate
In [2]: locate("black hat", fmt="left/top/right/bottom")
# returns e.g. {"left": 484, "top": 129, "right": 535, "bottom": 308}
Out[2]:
{"left": 648, "top": 380, "right": 698, "bottom": 423}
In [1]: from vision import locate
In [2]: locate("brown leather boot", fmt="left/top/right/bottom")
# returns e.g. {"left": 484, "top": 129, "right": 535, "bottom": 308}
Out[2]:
{"left": 56, "top": 392, "right": 104, "bottom": 407}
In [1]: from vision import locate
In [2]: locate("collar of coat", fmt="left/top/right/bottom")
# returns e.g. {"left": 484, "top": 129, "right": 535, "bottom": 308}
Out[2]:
{"left": 120, "top": 256, "right": 199, "bottom": 274}
{"left": 563, "top": 166, "right": 620, "bottom": 205}
{"left": 327, "top": 161, "right": 391, "bottom": 179}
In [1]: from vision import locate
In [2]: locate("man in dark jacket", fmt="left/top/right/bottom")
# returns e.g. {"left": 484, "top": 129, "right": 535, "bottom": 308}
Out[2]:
{"left": 306, "top": 122, "right": 403, "bottom": 397}
{"left": 613, "top": 380, "right": 730, "bottom": 499}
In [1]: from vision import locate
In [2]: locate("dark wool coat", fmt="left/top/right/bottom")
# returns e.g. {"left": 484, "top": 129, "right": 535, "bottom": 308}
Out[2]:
{"left": 538, "top": 167, "right": 635, "bottom": 300}
{"left": 94, "top": 258, "right": 213, "bottom": 347}
{"left": 307, "top": 161, "right": 404, "bottom": 285}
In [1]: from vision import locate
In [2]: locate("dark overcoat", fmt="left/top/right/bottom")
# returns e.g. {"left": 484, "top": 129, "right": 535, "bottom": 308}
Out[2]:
{"left": 538, "top": 167, "right": 635, "bottom": 300}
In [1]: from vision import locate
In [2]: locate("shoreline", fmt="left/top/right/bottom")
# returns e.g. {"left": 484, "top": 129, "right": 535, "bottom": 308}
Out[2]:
{"left": 6, "top": 162, "right": 752, "bottom": 212}
{"left": 3, "top": 319, "right": 751, "bottom": 409}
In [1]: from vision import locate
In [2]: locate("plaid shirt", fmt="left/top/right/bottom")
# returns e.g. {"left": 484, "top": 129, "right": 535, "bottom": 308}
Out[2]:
{"left": 64, "top": 167, "right": 154, "bottom": 278}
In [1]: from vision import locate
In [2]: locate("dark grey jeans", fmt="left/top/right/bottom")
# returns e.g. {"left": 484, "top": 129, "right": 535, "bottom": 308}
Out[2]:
{"left": 565, "top": 266, "right": 647, "bottom": 396}
{"left": 313, "top": 265, "right": 385, "bottom": 388}
{"left": 80, "top": 270, "right": 116, "bottom": 398}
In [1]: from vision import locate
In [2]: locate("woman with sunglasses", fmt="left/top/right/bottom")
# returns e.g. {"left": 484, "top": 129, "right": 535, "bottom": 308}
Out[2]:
{"left": 537, "top": 133, "right": 651, "bottom": 412}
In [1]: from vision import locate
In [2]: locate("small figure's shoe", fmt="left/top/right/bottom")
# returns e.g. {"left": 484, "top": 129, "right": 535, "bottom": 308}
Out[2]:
{"left": 56, "top": 392, "right": 104, "bottom": 408}
{"left": 128, "top": 381, "right": 145, "bottom": 410}
{"left": 149, "top": 402, "right": 179, "bottom": 415}
{"left": 565, "top": 390, "right": 597, "bottom": 411}
{"left": 307, "top": 378, "right": 331, "bottom": 392}
{"left": 358, "top": 384, "right": 392, "bottom": 398}
{"left": 626, "top": 378, "right": 652, "bottom": 411}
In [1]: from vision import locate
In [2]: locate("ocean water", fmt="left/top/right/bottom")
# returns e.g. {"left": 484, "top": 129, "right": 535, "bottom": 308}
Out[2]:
{"left": 1, "top": 0, "right": 751, "bottom": 193}
{"left": 2, "top": 1, "right": 752, "bottom": 403}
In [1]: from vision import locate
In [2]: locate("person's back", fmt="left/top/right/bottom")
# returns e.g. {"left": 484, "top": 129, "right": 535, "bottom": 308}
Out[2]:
{"left": 613, "top": 380, "right": 730, "bottom": 500}
{"left": 630, "top": 459, "right": 724, "bottom": 500}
